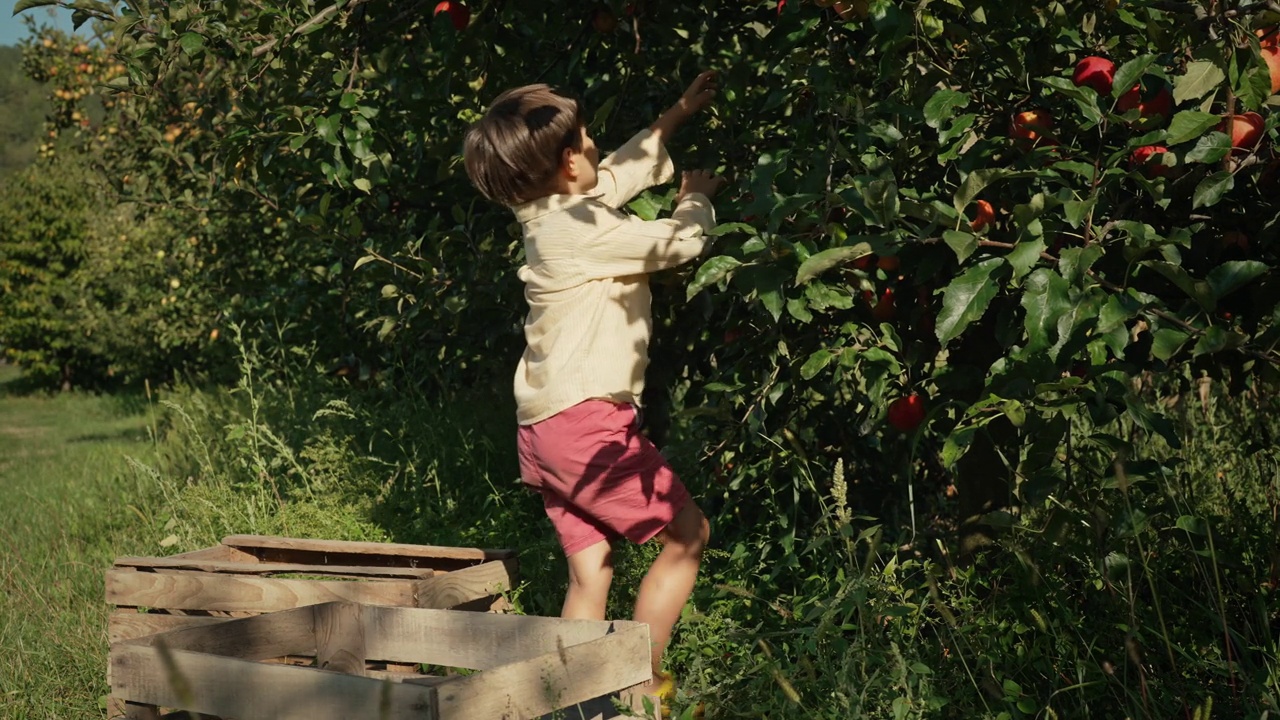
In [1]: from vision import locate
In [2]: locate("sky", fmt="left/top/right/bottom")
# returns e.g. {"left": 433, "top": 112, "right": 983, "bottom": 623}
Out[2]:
{"left": 1, "top": 2, "right": 81, "bottom": 47}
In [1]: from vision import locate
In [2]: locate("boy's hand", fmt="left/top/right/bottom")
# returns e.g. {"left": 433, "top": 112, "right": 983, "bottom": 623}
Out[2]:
{"left": 678, "top": 169, "right": 727, "bottom": 202}
{"left": 650, "top": 70, "right": 718, "bottom": 144}
{"left": 673, "top": 70, "right": 719, "bottom": 118}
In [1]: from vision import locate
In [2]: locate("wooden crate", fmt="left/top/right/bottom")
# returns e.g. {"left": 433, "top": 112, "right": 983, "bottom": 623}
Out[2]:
{"left": 107, "top": 534, "right": 519, "bottom": 645}
{"left": 109, "top": 601, "right": 655, "bottom": 720}
{"left": 107, "top": 535, "right": 519, "bottom": 719}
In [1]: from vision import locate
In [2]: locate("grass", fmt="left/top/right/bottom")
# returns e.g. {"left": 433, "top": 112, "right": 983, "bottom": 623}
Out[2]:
{"left": 0, "top": 364, "right": 162, "bottom": 719}
{"left": 1, "top": 351, "right": 1277, "bottom": 719}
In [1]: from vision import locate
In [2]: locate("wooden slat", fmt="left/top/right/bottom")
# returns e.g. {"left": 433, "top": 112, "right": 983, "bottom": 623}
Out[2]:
{"left": 162, "top": 546, "right": 234, "bottom": 562}
{"left": 106, "top": 568, "right": 419, "bottom": 613}
{"left": 110, "top": 643, "right": 439, "bottom": 720}
{"left": 432, "top": 624, "right": 651, "bottom": 720}
{"left": 414, "top": 559, "right": 516, "bottom": 609}
{"left": 313, "top": 603, "right": 365, "bottom": 676}
{"left": 109, "top": 611, "right": 226, "bottom": 645}
{"left": 123, "top": 605, "right": 316, "bottom": 661}
{"left": 113, "top": 556, "right": 435, "bottom": 580}
{"left": 222, "top": 534, "right": 516, "bottom": 561}
{"left": 364, "top": 606, "right": 639, "bottom": 670}
{"left": 365, "top": 670, "right": 450, "bottom": 686}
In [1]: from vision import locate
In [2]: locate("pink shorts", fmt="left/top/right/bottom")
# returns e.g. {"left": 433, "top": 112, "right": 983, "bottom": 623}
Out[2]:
{"left": 517, "top": 399, "right": 691, "bottom": 557}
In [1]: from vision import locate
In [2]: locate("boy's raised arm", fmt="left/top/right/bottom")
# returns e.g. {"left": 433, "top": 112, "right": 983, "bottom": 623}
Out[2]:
{"left": 649, "top": 70, "right": 718, "bottom": 147}
{"left": 592, "top": 71, "right": 718, "bottom": 209}
{"left": 578, "top": 169, "right": 726, "bottom": 279}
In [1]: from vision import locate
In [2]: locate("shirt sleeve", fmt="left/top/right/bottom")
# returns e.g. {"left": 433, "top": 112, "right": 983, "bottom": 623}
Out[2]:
{"left": 592, "top": 128, "right": 676, "bottom": 209}
{"left": 576, "top": 193, "right": 716, "bottom": 278}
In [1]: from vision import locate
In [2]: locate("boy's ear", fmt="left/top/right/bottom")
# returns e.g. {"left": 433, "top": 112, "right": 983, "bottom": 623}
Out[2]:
{"left": 560, "top": 146, "right": 578, "bottom": 179}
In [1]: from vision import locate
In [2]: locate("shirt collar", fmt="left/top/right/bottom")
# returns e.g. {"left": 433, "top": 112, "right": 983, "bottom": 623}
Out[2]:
{"left": 512, "top": 191, "right": 605, "bottom": 222}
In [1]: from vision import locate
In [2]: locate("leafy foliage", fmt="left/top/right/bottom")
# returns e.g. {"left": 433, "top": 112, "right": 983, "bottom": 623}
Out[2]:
{"left": 4, "top": 0, "right": 1280, "bottom": 715}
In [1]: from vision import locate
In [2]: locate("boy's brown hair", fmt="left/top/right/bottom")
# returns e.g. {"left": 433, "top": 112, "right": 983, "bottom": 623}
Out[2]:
{"left": 463, "top": 84, "right": 584, "bottom": 207}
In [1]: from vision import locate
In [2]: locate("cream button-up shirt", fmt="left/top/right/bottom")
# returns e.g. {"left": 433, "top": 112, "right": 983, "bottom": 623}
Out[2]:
{"left": 511, "top": 128, "right": 716, "bottom": 425}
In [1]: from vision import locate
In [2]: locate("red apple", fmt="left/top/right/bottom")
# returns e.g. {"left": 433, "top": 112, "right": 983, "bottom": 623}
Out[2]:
{"left": 970, "top": 199, "right": 996, "bottom": 231}
{"left": 1117, "top": 82, "right": 1173, "bottom": 125}
{"left": 872, "top": 288, "right": 896, "bottom": 322}
{"left": 434, "top": 1, "right": 469, "bottom": 31}
{"left": 877, "top": 255, "right": 901, "bottom": 272}
{"left": 1221, "top": 112, "right": 1265, "bottom": 151}
{"left": 1221, "top": 231, "right": 1250, "bottom": 251}
{"left": 853, "top": 254, "right": 876, "bottom": 271}
{"left": 1010, "top": 109, "right": 1053, "bottom": 144}
{"left": 592, "top": 8, "right": 617, "bottom": 33}
{"left": 1073, "top": 56, "right": 1115, "bottom": 95}
{"left": 1263, "top": 47, "right": 1280, "bottom": 94}
{"left": 1129, "top": 145, "right": 1172, "bottom": 178}
{"left": 1258, "top": 26, "right": 1278, "bottom": 49}
{"left": 887, "top": 395, "right": 926, "bottom": 432}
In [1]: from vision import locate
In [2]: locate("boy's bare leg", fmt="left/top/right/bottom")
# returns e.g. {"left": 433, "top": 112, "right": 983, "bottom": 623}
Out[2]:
{"left": 563, "top": 539, "right": 614, "bottom": 620}
{"left": 633, "top": 502, "right": 710, "bottom": 681}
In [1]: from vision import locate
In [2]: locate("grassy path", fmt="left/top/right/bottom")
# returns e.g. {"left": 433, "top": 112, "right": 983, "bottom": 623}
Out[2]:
{"left": 0, "top": 365, "right": 162, "bottom": 719}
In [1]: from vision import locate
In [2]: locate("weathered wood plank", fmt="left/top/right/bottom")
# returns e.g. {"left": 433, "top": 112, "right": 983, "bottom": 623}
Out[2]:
{"left": 162, "top": 546, "right": 235, "bottom": 562}
{"left": 432, "top": 624, "right": 651, "bottom": 720}
{"left": 110, "top": 644, "right": 439, "bottom": 720}
{"left": 365, "top": 670, "right": 450, "bottom": 686}
{"left": 314, "top": 603, "right": 365, "bottom": 676}
{"left": 106, "top": 568, "right": 419, "bottom": 613}
{"left": 222, "top": 534, "right": 516, "bottom": 562}
{"left": 109, "top": 611, "right": 225, "bottom": 645}
{"left": 364, "top": 606, "right": 639, "bottom": 670}
{"left": 122, "top": 605, "right": 316, "bottom": 661}
{"left": 113, "top": 556, "right": 435, "bottom": 580}
{"left": 414, "top": 559, "right": 516, "bottom": 609}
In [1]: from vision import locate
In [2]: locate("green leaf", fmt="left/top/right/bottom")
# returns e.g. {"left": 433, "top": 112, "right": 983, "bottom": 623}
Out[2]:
{"left": 12, "top": 0, "right": 59, "bottom": 14}
{"left": 923, "top": 89, "right": 970, "bottom": 129}
{"left": 1099, "top": 292, "right": 1142, "bottom": 332}
{"left": 1143, "top": 261, "right": 1214, "bottom": 310}
{"left": 1165, "top": 111, "right": 1221, "bottom": 145}
{"left": 353, "top": 177, "right": 372, "bottom": 192}
{"left": 1151, "top": 328, "right": 1189, "bottom": 360}
{"left": 1185, "top": 132, "right": 1231, "bottom": 163}
{"left": 1176, "top": 515, "right": 1209, "bottom": 535}
{"left": 859, "top": 179, "right": 899, "bottom": 226}
{"left": 1003, "top": 400, "right": 1027, "bottom": 428}
{"left": 1058, "top": 245, "right": 1104, "bottom": 285}
{"left": 179, "top": 32, "right": 205, "bottom": 55}
{"left": 707, "top": 222, "right": 758, "bottom": 237}
{"left": 1063, "top": 198, "right": 1096, "bottom": 228}
{"left": 1008, "top": 238, "right": 1045, "bottom": 281}
{"left": 953, "top": 169, "right": 1032, "bottom": 213}
{"left": 794, "top": 243, "right": 873, "bottom": 285}
{"left": 687, "top": 256, "right": 743, "bottom": 299}
{"left": 1021, "top": 268, "right": 1070, "bottom": 353}
{"left": 1192, "top": 171, "right": 1234, "bottom": 209}
{"left": 1192, "top": 325, "right": 1244, "bottom": 356}
{"left": 942, "top": 230, "right": 977, "bottom": 263}
{"left": 1206, "top": 260, "right": 1269, "bottom": 300}
{"left": 627, "top": 195, "right": 661, "bottom": 221}
{"left": 1112, "top": 55, "right": 1157, "bottom": 98}
{"left": 800, "top": 349, "right": 837, "bottom": 380}
{"left": 1173, "top": 61, "right": 1226, "bottom": 104}
{"left": 942, "top": 425, "right": 978, "bottom": 467}
{"left": 936, "top": 258, "right": 1005, "bottom": 345}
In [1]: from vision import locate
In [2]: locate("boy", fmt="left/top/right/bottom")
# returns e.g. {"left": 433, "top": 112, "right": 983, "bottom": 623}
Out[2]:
{"left": 463, "top": 72, "right": 725, "bottom": 704}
